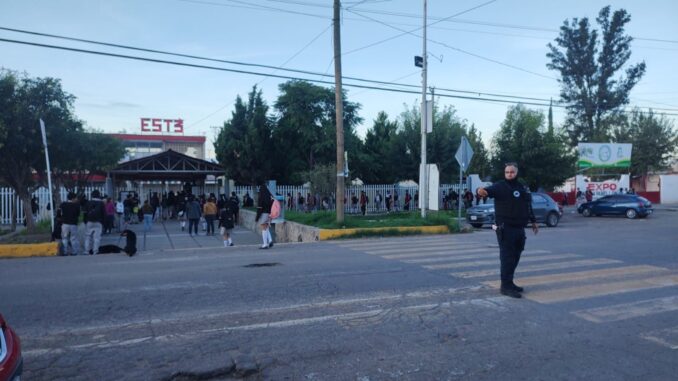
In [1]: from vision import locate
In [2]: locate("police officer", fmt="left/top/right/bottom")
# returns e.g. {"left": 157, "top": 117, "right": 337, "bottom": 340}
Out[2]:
{"left": 477, "top": 162, "right": 538, "bottom": 298}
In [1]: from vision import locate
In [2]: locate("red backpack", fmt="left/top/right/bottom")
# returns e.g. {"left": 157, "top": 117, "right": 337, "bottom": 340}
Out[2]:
{"left": 270, "top": 198, "right": 281, "bottom": 219}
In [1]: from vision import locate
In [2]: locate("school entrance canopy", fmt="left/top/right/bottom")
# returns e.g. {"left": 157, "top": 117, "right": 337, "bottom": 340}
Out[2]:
{"left": 109, "top": 149, "right": 224, "bottom": 182}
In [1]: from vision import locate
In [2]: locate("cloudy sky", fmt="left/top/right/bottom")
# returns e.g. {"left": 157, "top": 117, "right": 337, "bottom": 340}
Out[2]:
{"left": 2, "top": 0, "right": 677, "bottom": 158}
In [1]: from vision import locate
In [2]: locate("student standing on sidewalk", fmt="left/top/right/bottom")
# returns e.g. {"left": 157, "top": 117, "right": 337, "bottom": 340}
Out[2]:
{"left": 203, "top": 196, "right": 218, "bottom": 236}
{"left": 185, "top": 195, "right": 202, "bottom": 236}
{"left": 59, "top": 192, "right": 81, "bottom": 256}
{"left": 142, "top": 200, "right": 154, "bottom": 232}
{"left": 84, "top": 190, "right": 105, "bottom": 255}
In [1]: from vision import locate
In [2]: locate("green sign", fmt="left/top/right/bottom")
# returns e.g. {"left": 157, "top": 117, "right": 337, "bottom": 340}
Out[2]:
{"left": 578, "top": 143, "right": 632, "bottom": 168}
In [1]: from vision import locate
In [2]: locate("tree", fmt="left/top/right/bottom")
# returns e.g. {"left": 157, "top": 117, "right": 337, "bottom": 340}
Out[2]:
{"left": 396, "top": 103, "right": 489, "bottom": 183}
{"left": 54, "top": 130, "right": 125, "bottom": 194}
{"left": 0, "top": 70, "right": 77, "bottom": 232}
{"left": 362, "top": 112, "right": 400, "bottom": 183}
{"left": 491, "top": 105, "right": 577, "bottom": 191}
{"left": 547, "top": 6, "right": 646, "bottom": 145}
{"left": 613, "top": 109, "right": 677, "bottom": 176}
{"left": 466, "top": 125, "right": 491, "bottom": 179}
{"left": 214, "top": 87, "right": 273, "bottom": 187}
{"left": 272, "top": 80, "right": 362, "bottom": 183}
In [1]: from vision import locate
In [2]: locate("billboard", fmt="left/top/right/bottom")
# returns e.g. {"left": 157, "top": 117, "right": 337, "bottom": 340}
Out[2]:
{"left": 578, "top": 143, "right": 632, "bottom": 168}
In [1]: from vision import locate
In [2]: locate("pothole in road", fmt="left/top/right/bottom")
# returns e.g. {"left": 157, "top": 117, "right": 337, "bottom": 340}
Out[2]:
{"left": 243, "top": 262, "right": 281, "bottom": 268}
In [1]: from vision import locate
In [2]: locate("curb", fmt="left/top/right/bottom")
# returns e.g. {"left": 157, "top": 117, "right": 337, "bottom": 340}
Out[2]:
{"left": 0, "top": 242, "right": 59, "bottom": 258}
{"left": 318, "top": 225, "right": 449, "bottom": 240}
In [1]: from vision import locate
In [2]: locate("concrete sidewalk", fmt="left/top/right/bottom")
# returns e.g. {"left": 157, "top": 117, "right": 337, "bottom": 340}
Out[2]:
{"left": 101, "top": 219, "right": 263, "bottom": 253}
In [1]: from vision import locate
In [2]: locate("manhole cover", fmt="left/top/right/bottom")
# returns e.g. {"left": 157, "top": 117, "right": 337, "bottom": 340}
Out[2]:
{"left": 243, "top": 262, "right": 281, "bottom": 268}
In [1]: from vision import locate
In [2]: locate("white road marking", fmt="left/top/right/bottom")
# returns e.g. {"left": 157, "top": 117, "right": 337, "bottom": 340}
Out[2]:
{"left": 424, "top": 254, "right": 580, "bottom": 270}
{"left": 337, "top": 239, "right": 478, "bottom": 250}
{"left": 640, "top": 326, "right": 678, "bottom": 350}
{"left": 385, "top": 248, "right": 551, "bottom": 260}
{"left": 483, "top": 265, "right": 669, "bottom": 289}
{"left": 24, "top": 285, "right": 489, "bottom": 338}
{"left": 573, "top": 295, "right": 678, "bottom": 323}
{"left": 22, "top": 294, "right": 506, "bottom": 357}
{"left": 526, "top": 274, "right": 678, "bottom": 303}
{"left": 382, "top": 248, "right": 492, "bottom": 259}
{"left": 451, "top": 258, "right": 623, "bottom": 278}
{"left": 364, "top": 244, "right": 488, "bottom": 255}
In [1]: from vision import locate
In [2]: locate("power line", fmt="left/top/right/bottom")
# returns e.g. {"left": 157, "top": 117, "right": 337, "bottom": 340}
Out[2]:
{"left": 190, "top": 0, "right": 678, "bottom": 45}
{"left": 345, "top": 7, "right": 557, "bottom": 81}
{"left": 255, "top": 22, "right": 332, "bottom": 87}
{"left": 343, "top": 0, "right": 497, "bottom": 55}
{"left": 0, "top": 26, "right": 562, "bottom": 104}
{"left": 2, "top": 37, "right": 677, "bottom": 117}
{"left": 3, "top": 27, "right": 675, "bottom": 112}
{"left": 0, "top": 36, "right": 558, "bottom": 107}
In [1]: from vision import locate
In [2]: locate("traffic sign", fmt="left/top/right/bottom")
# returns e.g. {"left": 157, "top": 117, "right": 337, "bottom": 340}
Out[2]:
{"left": 455, "top": 136, "right": 474, "bottom": 172}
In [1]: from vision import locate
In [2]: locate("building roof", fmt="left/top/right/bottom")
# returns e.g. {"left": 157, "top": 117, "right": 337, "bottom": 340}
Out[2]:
{"left": 109, "top": 133, "right": 206, "bottom": 143}
{"left": 110, "top": 149, "right": 223, "bottom": 181}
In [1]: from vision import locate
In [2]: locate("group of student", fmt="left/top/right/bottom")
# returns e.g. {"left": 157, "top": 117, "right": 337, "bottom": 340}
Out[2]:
{"left": 175, "top": 192, "right": 240, "bottom": 247}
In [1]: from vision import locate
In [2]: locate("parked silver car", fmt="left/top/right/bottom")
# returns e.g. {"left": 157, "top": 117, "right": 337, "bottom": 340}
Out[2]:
{"left": 466, "top": 192, "right": 562, "bottom": 228}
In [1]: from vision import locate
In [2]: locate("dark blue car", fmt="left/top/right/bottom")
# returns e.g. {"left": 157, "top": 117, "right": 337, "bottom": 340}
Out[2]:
{"left": 577, "top": 194, "right": 653, "bottom": 219}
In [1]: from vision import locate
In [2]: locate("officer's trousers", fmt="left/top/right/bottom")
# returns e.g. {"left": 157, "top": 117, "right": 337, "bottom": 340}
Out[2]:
{"left": 496, "top": 224, "right": 527, "bottom": 287}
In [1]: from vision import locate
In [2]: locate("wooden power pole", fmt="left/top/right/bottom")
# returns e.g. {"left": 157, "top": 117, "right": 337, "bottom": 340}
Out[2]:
{"left": 334, "top": 0, "right": 345, "bottom": 223}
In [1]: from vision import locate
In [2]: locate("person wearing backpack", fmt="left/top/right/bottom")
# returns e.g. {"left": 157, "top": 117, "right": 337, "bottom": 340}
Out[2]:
{"left": 218, "top": 198, "right": 237, "bottom": 247}
{"left": 84, "top": 189, "right": 105, "bottom": 255}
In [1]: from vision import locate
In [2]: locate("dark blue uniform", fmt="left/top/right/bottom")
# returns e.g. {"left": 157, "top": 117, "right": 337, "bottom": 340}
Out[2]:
{"left": 485, "top": 179, "right": 536, "bottom": 290}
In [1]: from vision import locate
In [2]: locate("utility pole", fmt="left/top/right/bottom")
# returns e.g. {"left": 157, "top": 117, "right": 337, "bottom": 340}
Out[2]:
{"left": 334, "top": 0, "right": 345, "bottom": 223}
{"left": 419, "top": 0, "right": 428, "bottom": 218}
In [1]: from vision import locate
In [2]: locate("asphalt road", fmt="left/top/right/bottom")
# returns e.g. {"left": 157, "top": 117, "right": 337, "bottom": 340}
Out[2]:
{"left": 1, "top": 208, "right": 677, "bottom": 380}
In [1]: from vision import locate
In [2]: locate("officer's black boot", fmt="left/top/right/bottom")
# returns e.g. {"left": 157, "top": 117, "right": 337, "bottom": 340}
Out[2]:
{"left": 510, "top": 282, "right": 524, "bottom": 292}
{"left": 500, "top": 283, "right": 522, "bottom": 298}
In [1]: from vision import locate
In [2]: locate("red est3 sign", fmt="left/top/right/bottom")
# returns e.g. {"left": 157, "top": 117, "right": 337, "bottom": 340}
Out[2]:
{"left": 140, "top": 118, "right": 184, "bottom": 134}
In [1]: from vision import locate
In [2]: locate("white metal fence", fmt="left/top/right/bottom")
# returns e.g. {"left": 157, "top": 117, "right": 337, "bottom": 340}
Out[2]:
{"left": 0, "top": 183, "right": 473, "bottom": 225}
{"left": 231, "top": 183, "right": 467, "bottom": 214}
{"left": 0, "top": 186, "right": 105, "bottom": 225}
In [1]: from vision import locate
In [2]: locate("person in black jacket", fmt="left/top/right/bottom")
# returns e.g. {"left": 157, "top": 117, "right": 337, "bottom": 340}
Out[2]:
{"left": 255, "top": 185, "right": 273, "bottom": 249}
{"left": 84, "top": 190, "right": 106, "bottom": 255}
{"left": 219, "top": 198, "right": 237, "bottom": 247}
{"left": 60, "top": 192, "right": 81, "bottom": 255}
{"left": 477, "top": 163, "right": 538, "bottom": 298}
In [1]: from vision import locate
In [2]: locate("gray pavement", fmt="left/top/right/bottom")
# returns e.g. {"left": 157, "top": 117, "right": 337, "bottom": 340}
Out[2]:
{"left": 102, "top": 218, "right": 263, "bottom": 252}
{"left": 1, "top": 206, "right": 677, "bottom": 380}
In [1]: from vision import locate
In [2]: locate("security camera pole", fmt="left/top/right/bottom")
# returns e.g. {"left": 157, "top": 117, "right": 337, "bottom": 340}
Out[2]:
{"left": 334, "top": 0, "right": 345, "bottom": 223}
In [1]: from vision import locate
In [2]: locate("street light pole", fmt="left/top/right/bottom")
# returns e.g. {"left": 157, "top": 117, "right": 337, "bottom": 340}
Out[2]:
{"left": 420, "top": 0, "right": 428, "bottom": 218}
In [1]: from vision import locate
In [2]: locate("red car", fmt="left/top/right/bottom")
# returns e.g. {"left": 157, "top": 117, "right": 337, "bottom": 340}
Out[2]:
{"left": 0, "top": 314, "right": 22, "bottom": 381}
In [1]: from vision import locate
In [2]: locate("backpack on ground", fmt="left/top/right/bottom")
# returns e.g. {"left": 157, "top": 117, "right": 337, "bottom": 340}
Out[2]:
{"left": 270, "top": 198, "right": 281, "bottom": 219}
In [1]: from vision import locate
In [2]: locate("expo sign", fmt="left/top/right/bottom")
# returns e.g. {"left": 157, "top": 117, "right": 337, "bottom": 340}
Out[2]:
{"left": 140, "top": 118, "right": 184, "bottom": 134}
{"left": 587, "top": 183, "right": 618, "bottom": 192}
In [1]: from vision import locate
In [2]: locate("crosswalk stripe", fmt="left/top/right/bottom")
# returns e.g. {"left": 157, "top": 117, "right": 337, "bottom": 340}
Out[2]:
{"left": 424, "top": 254, "right": 580, "bottom": 270}
{"left": 451, "top": 258, "right": 622, "bottom": 278}
{"left": 382, "top": 248, "right": 493, "bottom": 259}
{"left": 337, "top": 239, "right": 477, "bottom": 250}
{"left": 526, "top": 274, "right": 678, "bottom": 304}
{"left": 482, "top": 265, "right": 668, "bottom": 289}
{"left": 365, "top": 244, "right": 487, "bottom": 255}
{"left": 386, "top": 248, "right": 549, "bottom": 260}
{"left": 404, "top": 252, "right": 498, "bottom": 263}
{"left": 573, "top": 295, "right": 678, "bottom": 323}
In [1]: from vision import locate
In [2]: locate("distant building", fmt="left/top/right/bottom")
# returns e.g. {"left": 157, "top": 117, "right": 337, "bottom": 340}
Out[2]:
{"left": 108, "top": 133, "right": 206, "bottom": 161}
